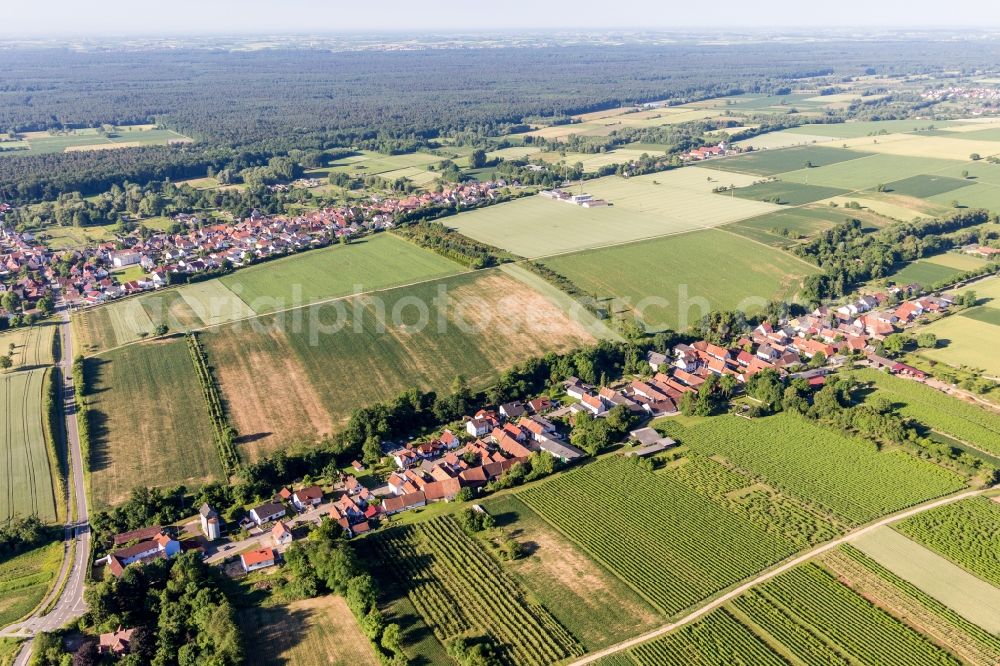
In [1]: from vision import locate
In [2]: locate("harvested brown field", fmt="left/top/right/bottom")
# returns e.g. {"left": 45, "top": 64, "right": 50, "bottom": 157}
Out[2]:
{"left": 204, "top": 270, "right": 596, "bottom": 452}
{"left": 239, "top": 595, "right": 379, "bottom": 666}
{"left": 204, "top": 326, "right": 335, "bottom": 459}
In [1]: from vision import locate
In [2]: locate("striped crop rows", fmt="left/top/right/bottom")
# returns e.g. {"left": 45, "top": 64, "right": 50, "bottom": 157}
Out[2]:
{"left": 666, "top": 454, "right": 843, "bottom": 548}
{"left": 518, "top": 457, "right": 794, "bottom": 615}
{"left": 829, "top": 545, "right": 1000, "bottom": 666}
{"left": 370, "top": 516, "right": 583, "bottom": 666}
{"left": 675, "top": 413, "right": 965, "bottom": 524}
{"left": 750, "top": 564, "right": 960, "bottom": 666}
{"left": 895, "top": 496, "right": 1000, "bottom": 586}
{"left": 630, "top": 608, "right": 787, "bottom": 666}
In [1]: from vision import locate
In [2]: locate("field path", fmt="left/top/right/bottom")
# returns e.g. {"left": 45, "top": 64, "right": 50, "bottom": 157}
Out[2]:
{"left": 0, "top": 305, "right": 91, "bottom": 666}
{"left": 569, "top": 485, "right": 993, "bottom": 665}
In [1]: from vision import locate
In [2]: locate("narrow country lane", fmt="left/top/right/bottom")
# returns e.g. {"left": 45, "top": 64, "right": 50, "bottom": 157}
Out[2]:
{"left": 1, "top": 305, "right": 91, "bottom": 665}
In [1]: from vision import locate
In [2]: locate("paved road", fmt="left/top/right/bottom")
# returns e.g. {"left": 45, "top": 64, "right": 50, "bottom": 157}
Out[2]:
{"left": 569, "top": 486, "right": 992, "bottom": 666}
{"left": 0, "top": 306, "right": 90, "bottom": 664}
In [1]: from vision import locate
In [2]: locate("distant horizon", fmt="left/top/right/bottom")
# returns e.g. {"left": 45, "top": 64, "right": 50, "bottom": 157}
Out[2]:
{"left": 4, "top": 0, "right": 1000, "bottom": 38}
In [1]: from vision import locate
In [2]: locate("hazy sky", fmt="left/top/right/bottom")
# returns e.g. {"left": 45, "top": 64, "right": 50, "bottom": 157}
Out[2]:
{"left": 5, "top": 0, "right": 1000, "bottom": 35}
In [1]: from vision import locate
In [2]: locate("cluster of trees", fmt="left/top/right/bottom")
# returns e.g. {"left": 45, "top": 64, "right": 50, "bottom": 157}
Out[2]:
{"left": 744, "top": 369, "right": 998, "bottom": 480}
{"left": 278, "top": 521, "right": 408, "bottom": 665}
{"left": 0, "top": 515, "right": 54, "bottom": 556}
{"left": 59, "top": 553, "right": 243, "bottom": 666}
{"left": 679, "top": 373, "right": 741, "bottom": 417}
{"left": 570, "top": 405, "right": 640, "bottom": 454}
{"left": 393, "top": 222, "right": 517, "bottom": 268}
{"left": 796, "top": 211, "right": 995, "bottom": 301}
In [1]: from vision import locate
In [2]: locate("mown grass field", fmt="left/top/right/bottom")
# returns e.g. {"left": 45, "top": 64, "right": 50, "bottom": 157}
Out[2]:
{"left": 0, "top": 369, "right": 57, "bottom": 524}
{"left": 519, "top": 456, "right": 796, "bottom": 616}
{"left": 708, "top": 145, "right": 873, "bottom": 176}
{"left": 730, "top": 180, "right": 848, "bottom": 205}
{"left": 895, "top": 496, "right": 1000, "bottom": 588}
{"left": 204, "top": 270, "right": 597, "bottom": 458}
{"left": 448, "top": 169, "right": 779, "bottom": 258}
{"left": 326, "top": 150, "right": 442, "bottom": 176}
{"left": 918, "top": 275, "right": 1000, "bottom": 374}
{"left": 657, "top": 412, "right": 965, "bottom": 524}
{"left": 887, "top": 259, "right": 969, "bottom": 287}
{"left": 852, "top": 526, "right": 1000, "bottom": 633}
{"left": 856, "top": 368, "right": 1000, "bottom": 455}
{"left": 220, "top": 234, "right": 464, "bottom": 314}
{"left": 239, "top": 595, "right": 379, "bottom": 666}
{"left": 540, "top": 229, "right": 819, "bottom": 330}
{"left": 723, "top": 205, "right": 880, "bottom": 248}
{"left": 483, "top": 495, "right": 663, "bottom": 650}
{"left": 87, "top": 338, "right": 221, "bottom": 509}
{"left": 884, "top": 174, "right": 974, "bottom": 198}
{"left": 0, "top": 540, "right": 62, "bottom": 629}
{"left": 780, "top": 154, "right": 963, "bottom": 192}
{"left": 0, "top": 324, "right": 55, "bottom": 371}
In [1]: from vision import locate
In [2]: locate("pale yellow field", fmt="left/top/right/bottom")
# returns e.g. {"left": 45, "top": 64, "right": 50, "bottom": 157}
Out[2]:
{"left": 738, "top": 131, "right": 840, "bottom": 150}
{"left": 487, "top": 146, "right": 543, "bottom": 161}
{"left": 822, "top": 194, "right": 948, "bottom": 222}
{"left": 853, "top": 526, "right": 1000, "bottom": 633}
{"left": 923, "top": 252, "right": 990, "bottom": 271}
{"left": 537, "top": 148, "right": 656, "bottom": 171}
{"left": 836, "top": 134, "right": 1000, "bottom": 161}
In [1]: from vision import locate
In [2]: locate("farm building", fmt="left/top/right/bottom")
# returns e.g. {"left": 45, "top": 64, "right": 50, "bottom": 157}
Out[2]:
{"left": 199, "top": 503, "right": 221, "bottom": 541}
{"left": 241, "top": 548, "right": 277, "bottom": 573}
{"left": 626, "top": 428, "right": 677, "bottom": 457}
{"left": 249, "top": 501, "right": 286, "bottom": 526}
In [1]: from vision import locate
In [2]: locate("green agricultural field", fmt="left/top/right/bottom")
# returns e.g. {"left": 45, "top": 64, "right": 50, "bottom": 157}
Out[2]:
{"left": 220, "top": 234, "right": 465, "bottom": 314}
{"left": 540, "top": 228, "right": 819, "bottom": 330}
{"left": 887, "top": 260, "right": 967, "bottom": 287}
{"left": 736, "top": 564, "right": 960, "bottom": 665}
{"left": 365, "top": 516, "right": 584, "bottom": 666}
{"left": 204, "top": 270, "right": 598, "bottom": 458}
{"left": 0, "top": 369, "right": 57, "bottom": 524}
{"left": 0, "top": 325, "right": 55, "bottom": 371}
{"left": 928, "top": 181, "right": 1000, "bottom": 212}
{"left": 919, "top": 315, "right": 1000, "bottom": 376}
{"left": 483, "top": 495, "right": 663, "bottom": 650}
{"left": 327, "top": 151, "right": 442, "bottom": 176}
{"left": 0, "top": 126, "right": 190, "bottom": 157}
{"left": 659, "top": 412, "right": 965, "bottom": 524}
{"left": 895, "top": 496, "right": 1000, "bottom": 588}
{"left": 852, "top": 526, "right": 1000, "bottom": 633}
{"left": 518, "top": 456, "right": 796, "bottom": 616}
{"left": 729, "top": 180, "right": 848, "bottom": 205}
{"left": 708, "top": 146, "right": 873, "bottom": 176}
{"left": 376, "top": 166, "right": 441, "bottom": 187}
{"left": 884, "top": 174, "right": 974, "bottom": 198}
{"left": 629, "top": 608, "right": 785, "bottom": 666}
{"left": 665, "top": 454, "right": 843, "bottom": 548}
{"left": 87, "top": 339, "right": 222, "bottom": 509}
{"left": 855, "top": 368, "right": 1000, "bottom": 456}
{"left": 961, "top": 304, "right": 1000, "bottom": 325}
{"left": 724, "top": 206, "right": 870, "bottom": 248}
{"left": 779, "top": 154, "right": 963, "bottom": 192}
{"left": 0, "top": 540, "right": 62, "bottom": 629}
{"left": 785, "top": 119, "right": 962, "bottom": 139}
{"left": 448, "top": 169, "right": 779, "bottom": 258}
